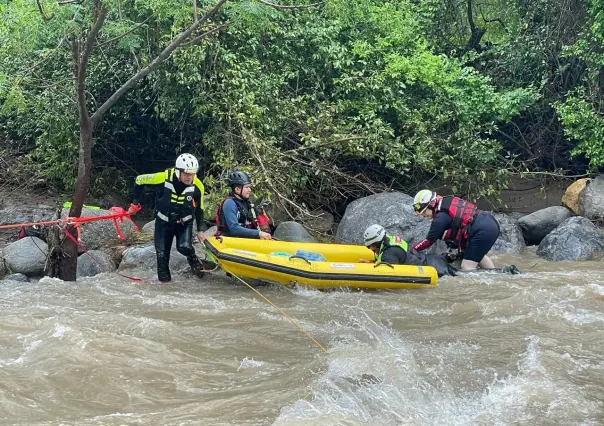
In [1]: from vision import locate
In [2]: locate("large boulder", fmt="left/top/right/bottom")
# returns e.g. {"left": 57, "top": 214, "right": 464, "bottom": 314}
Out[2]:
{"left": 76, "top": 250, "right": 117, "bottom": 278}
{"left": 536, "top": 217, "right": 604, "bottom": 261}
{"left": 142, "top": 220, "right": 155, "bottom": 234}
{"left": 118, "top": 244, "right": 189, "bottom": 272}
{"left": 562, "top": 178, "right": 590, "bottom": 215}
{"left": 517, "top": 206, "right": 573, "bottom": 246}
{"left": 0, "top": 206, "right": 57, "bottom": 226}
{"left": 336, "top": 191, "right": 445, "bottom": 253}
{"left": 579, "top": 175, "right": 604, "bottom": 223}
{"left": 273, "top": 221, "right": 318, "bottom": 243}
{"left": 302, "top": 209, "right": 335, "bottom": 233}
{"left": 491, "top": 213, "right": 526, "bottom": 253}
{"left": 60, "top": 206, "right": 136, "bottom": 250}
{"left": 3, "top": 237, "right": 48, "bottom": 276}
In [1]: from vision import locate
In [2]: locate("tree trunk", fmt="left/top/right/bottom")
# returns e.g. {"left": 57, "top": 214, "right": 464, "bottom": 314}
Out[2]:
{"left": 59, "top": 119, "right": 93, "bottom": 281}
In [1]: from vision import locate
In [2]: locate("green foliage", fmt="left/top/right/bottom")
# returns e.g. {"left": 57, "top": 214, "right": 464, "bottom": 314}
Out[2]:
{"left": 555, "top": 93, "right": 604, "bottom": 169}
{"left": 0, "top": 0, "right": 599, "bottom": 217}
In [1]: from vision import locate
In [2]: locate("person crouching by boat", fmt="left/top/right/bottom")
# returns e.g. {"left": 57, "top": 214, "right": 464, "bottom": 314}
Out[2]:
{"left": 127, "top": 153, "right": 206, "bottom": 282}
{"left": 411, "top": 190, "right": 500, "bottom": 271}
{"left": 360, "top": 224, "right": 456, "bottom": 277}
{"left": 215, "top": 171, "right": 272, "bottom": 240}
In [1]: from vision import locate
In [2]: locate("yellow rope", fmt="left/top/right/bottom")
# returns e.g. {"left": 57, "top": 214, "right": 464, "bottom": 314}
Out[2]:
{"left": 223, "top": 265, "right": 327, "bottom": 353}
{"left": 198, "top": 237, "right": 326, "bottom": 353}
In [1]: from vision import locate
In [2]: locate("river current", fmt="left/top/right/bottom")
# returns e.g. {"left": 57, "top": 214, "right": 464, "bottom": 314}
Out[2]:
{"left": 1, "top": 248, "right": 602, "bottom": 425}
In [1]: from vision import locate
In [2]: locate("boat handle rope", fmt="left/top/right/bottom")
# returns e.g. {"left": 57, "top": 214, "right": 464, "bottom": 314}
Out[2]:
{"left": 374, "top": 261, "right": 394, "bottom": 269}
{"left": 289, "top": 255, "right": 312, "bottom": 265}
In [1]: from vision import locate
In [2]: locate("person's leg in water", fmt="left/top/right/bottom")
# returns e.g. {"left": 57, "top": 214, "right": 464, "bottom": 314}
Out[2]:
{"left": 155, "top": 219, "right": 175, "bottom": 282}
{"left": 175, "top": 221, "right": 204, "bottom": 278}
{"left": 461, "top": 212, "right": 500, "bottom": 271}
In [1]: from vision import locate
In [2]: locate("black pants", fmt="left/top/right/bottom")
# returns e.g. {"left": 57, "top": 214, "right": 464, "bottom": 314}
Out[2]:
{"left": 464, "top": 212, "right": 500, "bottom": 263}
{"left": 154, "top": 219, "right": 196, "bottom": 282}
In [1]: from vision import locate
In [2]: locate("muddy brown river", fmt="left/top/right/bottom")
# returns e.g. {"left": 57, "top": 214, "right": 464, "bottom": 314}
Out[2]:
{"left": 0, "top": 248, "right": 602, "bottom": 425}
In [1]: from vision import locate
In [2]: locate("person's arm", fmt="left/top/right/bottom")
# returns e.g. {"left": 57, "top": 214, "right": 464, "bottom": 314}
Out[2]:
{"left": 412, "top": 213, "right": 452, "bottom": 251}
{"left": 222, "top": 199, "right": 260, "bottom": 238}
{"left": 130, "top": 171, "right": 166, "bottom": 213}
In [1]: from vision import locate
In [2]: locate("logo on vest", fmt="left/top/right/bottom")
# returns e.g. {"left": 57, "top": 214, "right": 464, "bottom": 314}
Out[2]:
{"left": 186, "top": 195, "right": 192, "bottom": 201}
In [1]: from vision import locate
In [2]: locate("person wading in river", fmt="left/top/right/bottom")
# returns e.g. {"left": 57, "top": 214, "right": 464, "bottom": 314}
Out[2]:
{"left": 411, "top": 190, "right": 500, "bottom": 271}
{"left": 128, "top": 153, "right": 207, "bottom": 282}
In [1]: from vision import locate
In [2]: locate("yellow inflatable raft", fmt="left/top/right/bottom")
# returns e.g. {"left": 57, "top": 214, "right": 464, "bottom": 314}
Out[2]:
{"left": 204, "top": 237, "right": 438, "bottom": 289}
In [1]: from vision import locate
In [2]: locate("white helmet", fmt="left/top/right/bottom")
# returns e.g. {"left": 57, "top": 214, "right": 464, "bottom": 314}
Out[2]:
{"left": 175, "top": 153, "right": 199, "bottom": 178}
{"left": 413, "top": 189, "right": 436, "bottom": 213}
{"left": 363, "top": 224, "right": 386, "bottom": 247}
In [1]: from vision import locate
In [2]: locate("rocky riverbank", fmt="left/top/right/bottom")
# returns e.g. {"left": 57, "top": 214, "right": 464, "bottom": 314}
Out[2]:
{"left": 1, "top": 176, "right": 604, "bottom": 281}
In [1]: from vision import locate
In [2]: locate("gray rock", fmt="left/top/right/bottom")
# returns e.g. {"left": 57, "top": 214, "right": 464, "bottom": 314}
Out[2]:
{"left": 579, "top": 175, "right": 604, "bottom": 223}
{"left": 273, "top": 221, "right": 318, "bottom": 243}
{"left": 60, "top": 206, "right": 136, "bottom": 250}
{"left": 517, "top": 206, "right": 573, "bottom": 245}
{"left": 0, "top": 206, "right": 57, "bottom": 226}
{"left": 336, "top": 192, "right": 421, "bottom": 245}
{"left": 118, "top": 244, "right": 189, "bottom": 272}
{"left": 303, "top": 209, "right": 335, "bottom": 233}
{"left": 204, "top": 225, "right": 217, "bottom": 237}
{"left": 335, "top": 192, "right": 446, "bottom": 254}
{"left": 3, "top": 237, "right": 48, "bottom": 276}
{"left": 142, "top": 220, "right": 155, "bottom": 234}
{"left": 0, "top": 250, "right": 6, "bottom": 278}
{"left": 5, "top": 273, "right": 30, "bottom": 282}
{"left": 536, "top": 217, "right": 604, "bottom": 261}
{"left": 491, "top": 213, "right": 526, "bottom": 253}
{"left": 76, "top": 250, "right": 117, "bottom": 278}
{"left": 507, "top": 212, "right": 528, "bottom": 221}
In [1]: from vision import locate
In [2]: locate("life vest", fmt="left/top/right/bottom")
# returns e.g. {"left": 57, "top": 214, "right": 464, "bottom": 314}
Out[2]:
{"left": 155, "top": 168, "right": 201, "bottom": 223}
{"left": 215, "top": 195, "right": 269, "bottom": 236}
{"left": 438, "top": 196, "right": 478, "bottom": 247}
{"left": 375, "top": 235, "right": 408, "bottom": 263}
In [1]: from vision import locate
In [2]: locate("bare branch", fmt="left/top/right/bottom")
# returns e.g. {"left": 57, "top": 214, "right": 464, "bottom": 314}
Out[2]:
{"left": 90, "top": 0, "right": 228, "bottom": 125}
{"left": 36, "top": 0, "right": 54, "bottom": 20}
{"left": 81, "top": 3, "right": 108, "bottom": 72}
{"left": 257, "top": 0, "right": 324, "bottom": 9}
{"left": 480, "top": 10, "right": 506, "bottom": 32}
{"left": 194, "top": 0, "right": 199, "bottom": 22}
{"left": 75, "top": 2, "right": 107, "bottom": 123}
{"left": 181, "top": 23, "right": 231, "bottom": 47}
{"left": 58, "top": 0, "right": 84, "bottom": 5}
{"left": 99, "top": 15, "right": 153, "bottom": 48}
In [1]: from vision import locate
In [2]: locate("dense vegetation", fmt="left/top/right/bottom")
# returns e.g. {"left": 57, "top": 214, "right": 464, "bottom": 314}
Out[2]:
{"left": 1, "top": 0, "right": 602, "bottom": 219}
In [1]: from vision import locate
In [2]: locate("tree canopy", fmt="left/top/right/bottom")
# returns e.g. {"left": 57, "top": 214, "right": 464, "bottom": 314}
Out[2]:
{"left": 1, "top": 0, "right": 602, "bottom": 219}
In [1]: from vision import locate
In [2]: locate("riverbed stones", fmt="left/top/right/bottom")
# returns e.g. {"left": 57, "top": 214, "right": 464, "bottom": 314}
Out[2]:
{"left": 60, "top": 206, "right": 137, "bottom": 250}
{"left": 76, "top": 250, "right": 117, "bottom": 278}
{"left": 579, "top": 175, "right": 604, "bottom": 223}
{"left": 118, "top": 244, "right": 189, "bottom": 272}
{"left": 517, "top": 206, "right": 573, "bottom": 246}
{"left": 273, "top": 221, "right": 318, "bottom": 243}
{"left": 491, "top": 213, "right": 526, "bottom": 253}
{"left": 536, "top": 216, "right": 604, "bottom": 261}
{"left": 562, "top": 178, "right": 590, "bottom": 215}
{"left": 3, "top": 237, "right": 48, "bottom": 276}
